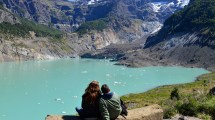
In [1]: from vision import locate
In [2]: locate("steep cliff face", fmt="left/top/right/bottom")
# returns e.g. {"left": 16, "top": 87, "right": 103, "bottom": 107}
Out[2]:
{"left": 145, "top": 0, "right": 215, "bottom": 48}
{"left": 0, "top": 35, "right": 75, "bottom": 62}
{"left": 118, "top": 0, "right": 215, "bottom": 70}
{"left": 0, "top": 6, "right": 75, "bottom": 62}
{"left": 0, "top": 0, "right": 74, "bottom": 32}
{"left": 0, "top": 0, "right": 191, "bottom": 62}
{"left": 0, "top": 0, "right": 188, "bottom": 39}
{"left": 143, "top": 0, "right": 215, "bottom": 70}
{"left": 0, "top": 9, "right": 19, "bottom": 24}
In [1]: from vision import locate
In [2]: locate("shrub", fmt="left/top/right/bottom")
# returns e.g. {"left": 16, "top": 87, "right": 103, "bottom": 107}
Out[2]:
{"left": 170, "top": 88, "right": 180, "bottom": 100}
{"left": 76, "top": 18, "right": 108, "bottom": 35}
{"left": 163, "top": 106, "right": 177, "bottom": 118}
{"left": 176, "top": 98, "right": 199, "bottom": 116}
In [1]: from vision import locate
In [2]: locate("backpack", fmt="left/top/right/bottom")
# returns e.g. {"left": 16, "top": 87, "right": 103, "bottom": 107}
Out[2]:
{"left": 120, "top": 99, "right": 128, "bottom": 119}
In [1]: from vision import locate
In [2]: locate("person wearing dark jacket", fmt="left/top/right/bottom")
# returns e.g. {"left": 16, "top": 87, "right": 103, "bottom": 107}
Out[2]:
{"left": 99, "top": 84, "right": 122, "bottom": 120}
{"left": 75, "top": 80, "right": 101, "bottom": 118}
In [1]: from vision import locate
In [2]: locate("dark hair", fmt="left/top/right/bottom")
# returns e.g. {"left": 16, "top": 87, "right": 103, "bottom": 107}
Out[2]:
{"left": 83, "top": 80, "right": 101, "bottom": 104}
{"left": 101, "top": 84, "right": 110, "bottom": 94}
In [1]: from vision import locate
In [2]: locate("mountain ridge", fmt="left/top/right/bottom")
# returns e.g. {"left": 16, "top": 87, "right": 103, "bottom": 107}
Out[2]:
{"left": 115, "top": 0, "right": 215, "bottom": 71}
{"left": 145, "top": 0, "right": 215, "bottom": 48}
{"left": 0, "top": 0, "right": 189, "bottom": 62}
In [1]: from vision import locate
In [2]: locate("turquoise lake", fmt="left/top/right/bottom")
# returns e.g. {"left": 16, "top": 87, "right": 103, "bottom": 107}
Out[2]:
{"left": 0, "top": 58, "right": 209, "bottom": 120}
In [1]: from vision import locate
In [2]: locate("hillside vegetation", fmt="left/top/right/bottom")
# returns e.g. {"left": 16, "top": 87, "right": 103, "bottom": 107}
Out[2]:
{"left": 122, "top": 72, "right": 215, "bottom": 119}
{"left": 0, "top": 18, "right": 63, "bottom": 39}
{"left": 164, "top": 0, "right": 215, "bottom": 38}
{"left": 76, "top": 18, "right": 109, "bottom": 35}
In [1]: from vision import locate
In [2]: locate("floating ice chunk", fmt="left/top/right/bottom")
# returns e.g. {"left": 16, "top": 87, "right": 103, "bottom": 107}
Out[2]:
{"left": 37, "top": 102, "right": 41, "bottom": 105}
{"left": 106, "top": 74, "right": 110, "bottom": 77}
{"left": 55, "top": 98, "right": 62, "bottom": 101}
{"left": 113, "top": 81, "right": 123, "bottom": 86}
{"left": 81, "top": 71, "right": 88, "bottom": 74}
{"left": 61, "top": 101, "right": 65, "bottom": 104}
{"left": 1, "top": 114, "right": 6, "bottom": 117}
{"left": 42, "top": 68, "right": 48, "bottom": 71}
{"left": 62, "top": 111, "right": 66, "bottom": 114}
{"left": 73, "top": 96, "right": 78, "bottom": 98}
{"left": 114, "top": 81, "right": 122, "bottom": 84}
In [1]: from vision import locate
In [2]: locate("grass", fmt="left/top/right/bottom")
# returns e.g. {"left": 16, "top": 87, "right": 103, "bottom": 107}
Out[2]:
{"left": 121, "top": 72, "right": 215, "bottom": 119}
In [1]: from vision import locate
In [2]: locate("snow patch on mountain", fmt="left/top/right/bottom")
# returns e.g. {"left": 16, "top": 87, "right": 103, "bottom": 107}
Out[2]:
{"left": 88, "top": 0, "right": 95, "bottom": 5}
{"left": 150, "top": 2, "right": 163, "bottom": 12}
{"left": 150, "top": 2, "right": 175, "bottom": 13}
{"left": 150, "top": 0, "right": 189, "bottom": 13}
{"left": 176, "top": 0, "right": 190, "bottom": 7}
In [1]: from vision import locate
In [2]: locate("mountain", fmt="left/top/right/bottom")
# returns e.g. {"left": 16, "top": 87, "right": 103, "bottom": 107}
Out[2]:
{"left": 0, "top": 0, "right": 75, "bottom": 32}
{"left": 118, "top": 0, "right": 215, "bottom": 70}
{"left": 145, "top": 0, "right": 215, "bottom": 48}
{"left": 0, "top": 5, "right": 81, "bottom": 62}
{"left": 0, "top": 0, "right": 189, "bottom": 62}
{"left": 0, "top": 0, "right": 188, "bottom": 38}
{"left": 72, "top": 0, "right": 190, "bottom": 50}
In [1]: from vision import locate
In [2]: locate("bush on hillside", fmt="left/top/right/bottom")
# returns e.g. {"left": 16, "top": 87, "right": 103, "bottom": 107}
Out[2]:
{"left": 76, "top": 18, "right": 108, "bottom": 35}
{"left": 170, "top": 88, "right": 180, "bottom": 100}
{"left": 164, "top": 0, "right": 215, "bottom": 38}
{"left": 163, "top": 106, "right": 177, "bottom": 118}
{"left": 177, "top": 101, "right": 199, "bottom": 116}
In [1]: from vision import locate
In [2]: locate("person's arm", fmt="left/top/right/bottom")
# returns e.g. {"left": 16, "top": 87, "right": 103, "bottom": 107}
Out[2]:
{"left": 81, "top": 96, "right": 85, "bottom": 108}
{"left": 99, "top": 99, "right": 110, "bottom": 120}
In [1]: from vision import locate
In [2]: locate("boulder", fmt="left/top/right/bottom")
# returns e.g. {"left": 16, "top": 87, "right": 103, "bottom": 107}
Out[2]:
{"left": 45, "top": 104, "right": 163, "bottom": 120}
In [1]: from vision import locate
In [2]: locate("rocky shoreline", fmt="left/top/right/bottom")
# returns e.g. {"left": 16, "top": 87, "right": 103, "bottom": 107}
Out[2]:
{"left": 1, "top": 44, "right": 214, "bottom": 72}
{"left": 81, "top": 45, "right": 215, "bottom": 72}
{"left": 1, "top": 32, "right": 214, "bottom": 72}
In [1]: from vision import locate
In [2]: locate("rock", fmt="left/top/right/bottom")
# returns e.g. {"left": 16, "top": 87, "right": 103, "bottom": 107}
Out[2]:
{"left": 164, "top": 114, "right": 202, "bottom": 120}
{"left": 209, "top": 86, "right": 215, "bottom": 95}
{"left": 0, "top": 9, "right": 20, "bottom": 24}
{"left": 45, "top": 115, "right": 80, "bottom": 120}
{"left": 45, "top": 104, "right": 163, "bottom": 120}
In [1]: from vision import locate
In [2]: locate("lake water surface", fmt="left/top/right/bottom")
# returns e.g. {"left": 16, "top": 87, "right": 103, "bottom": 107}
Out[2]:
{"left": 0, "top": 59, "right": 209, "bottom": 120}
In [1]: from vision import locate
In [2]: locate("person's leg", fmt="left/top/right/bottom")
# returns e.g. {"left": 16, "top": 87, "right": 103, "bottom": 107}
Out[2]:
{"left": 75, "top": 107, "right": 83, "bottom": 116}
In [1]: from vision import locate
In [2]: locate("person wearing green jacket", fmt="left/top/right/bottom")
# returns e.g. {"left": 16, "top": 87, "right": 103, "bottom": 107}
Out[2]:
{"left": 99, "top": 84, "right": 122, "bottom": 120}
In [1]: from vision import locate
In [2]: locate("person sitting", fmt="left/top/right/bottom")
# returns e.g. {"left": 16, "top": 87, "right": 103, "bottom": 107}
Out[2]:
{"left": 75, "top": 80, "right": 101, "bottom": 118}
{"left": 99, "top": 84, "right": 122, "bottom": 120}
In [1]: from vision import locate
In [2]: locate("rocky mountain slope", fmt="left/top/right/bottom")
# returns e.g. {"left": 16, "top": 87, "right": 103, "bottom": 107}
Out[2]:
{"left": 117, "top": 0, "right": 215, "bottom": 71}
{"left": 0, "top": 0, "right": 189, "bottom": 43}
{"left": 0, "top": 3, "right": 122, "bottom": 62}
{"left": 0, "top": 6, "right": 76, "bottom": 62}
{"left": 0, "top": 0, "right": 190, "bottom": 62}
